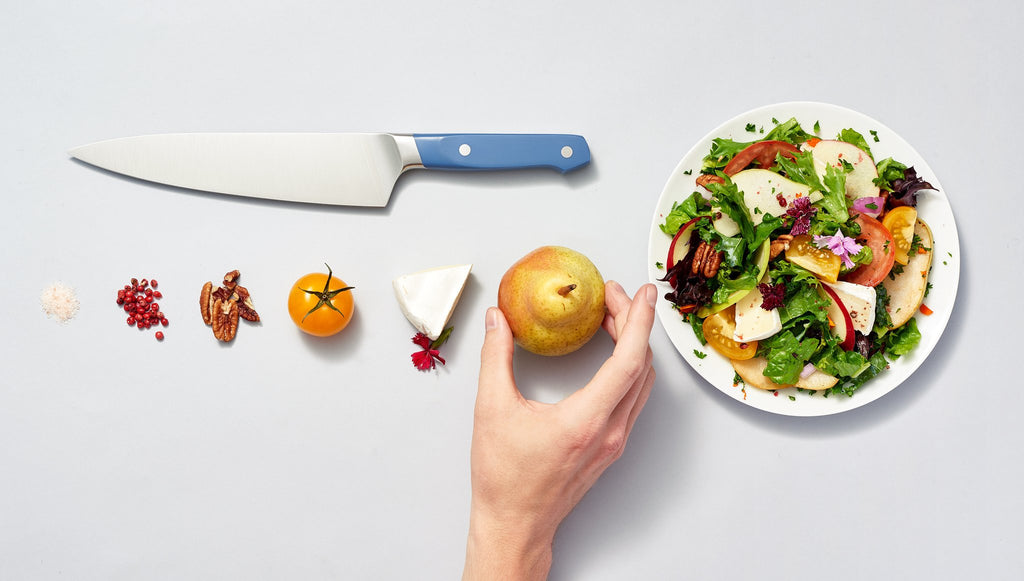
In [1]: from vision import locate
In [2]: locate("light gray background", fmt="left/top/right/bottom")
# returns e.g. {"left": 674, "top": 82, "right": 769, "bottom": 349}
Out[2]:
{"left": 2, "top": 1, "right": 1020, "bottom": 579}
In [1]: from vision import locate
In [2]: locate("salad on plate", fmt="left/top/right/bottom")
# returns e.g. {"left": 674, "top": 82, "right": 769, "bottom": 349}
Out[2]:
{"left": 656, "top": 114, "right": 939, "bottom": 400}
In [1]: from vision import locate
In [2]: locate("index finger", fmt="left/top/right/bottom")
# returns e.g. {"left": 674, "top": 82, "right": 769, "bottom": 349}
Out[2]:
{"left": 569, "top": 284, "right": 657, "bottom": 415}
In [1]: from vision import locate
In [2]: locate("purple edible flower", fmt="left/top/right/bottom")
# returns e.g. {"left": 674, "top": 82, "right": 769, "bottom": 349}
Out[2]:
{"left": 758, "top": 282, "right": 786, "bottom": 311}
{"left": 813, "top": 232, "right": 863, "bottom": 269}
{"left": 786, "top": 196, "right": 817, "bottom": 236}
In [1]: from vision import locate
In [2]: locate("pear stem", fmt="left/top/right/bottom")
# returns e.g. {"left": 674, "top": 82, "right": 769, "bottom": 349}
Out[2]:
{"left": 557, "top": 284, "right": 577, "bottom": 297}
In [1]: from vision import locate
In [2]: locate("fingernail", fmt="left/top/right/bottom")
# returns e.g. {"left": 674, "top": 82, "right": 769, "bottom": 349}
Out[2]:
{"left": 486, "top": 308, "right": 500, "bottom": 330}
{"left": 644, "top": 284, "right": 657, "bottom": 308}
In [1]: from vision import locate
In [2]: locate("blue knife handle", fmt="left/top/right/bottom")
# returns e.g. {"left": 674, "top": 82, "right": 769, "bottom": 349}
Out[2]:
{"left": 412, "top": 134, "right": 590, "bottom": 173}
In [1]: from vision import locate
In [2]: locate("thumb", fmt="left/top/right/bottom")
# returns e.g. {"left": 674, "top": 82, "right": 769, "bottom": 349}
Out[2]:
{"left": 477, "top": 307, "right": 519, "bottom": 407}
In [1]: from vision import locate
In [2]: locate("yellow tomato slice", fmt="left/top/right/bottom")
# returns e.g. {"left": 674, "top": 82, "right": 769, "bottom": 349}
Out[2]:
{"left": 785, "top": 234, "right": 841, "bottom": 283}
{"left": 702, "top": 305, "right": 758, "bottom": 360}
{"left": 882, "top": 206, "right": 918, "bottom": 265}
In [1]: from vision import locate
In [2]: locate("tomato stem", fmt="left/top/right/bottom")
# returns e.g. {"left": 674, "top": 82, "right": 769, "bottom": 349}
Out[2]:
{"left": 300, "top": 263, "right": 355, "bottom": 322}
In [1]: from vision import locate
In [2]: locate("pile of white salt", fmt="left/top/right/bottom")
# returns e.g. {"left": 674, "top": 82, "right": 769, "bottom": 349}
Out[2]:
{"left": 41, "top": 282, "right": 80, "bottom": 323}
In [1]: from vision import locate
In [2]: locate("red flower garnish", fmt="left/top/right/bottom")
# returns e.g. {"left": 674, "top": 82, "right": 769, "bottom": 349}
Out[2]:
{"left": 758, "top": 282, "right": 786, "bottom": 311}
{"left": 410, "top": 327, "right": 453, "bottom": 371}
{"left": 786, "top": 196, "right": 817, "bottom": 236}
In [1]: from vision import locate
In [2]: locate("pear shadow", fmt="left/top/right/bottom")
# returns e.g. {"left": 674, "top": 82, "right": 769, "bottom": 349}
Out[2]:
{"left": 547, "top": 346, "right": 693, "bottom": 578}
{"left": 511, "top": 329, "right": 616, "bottom": 405}
{"left": 548, "top": 262, "right": 970, "bottom": 575}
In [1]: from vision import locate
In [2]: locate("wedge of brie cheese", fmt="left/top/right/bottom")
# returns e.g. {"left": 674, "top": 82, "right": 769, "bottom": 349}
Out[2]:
{"left": 393, "top": 264, "right": 472, "bottom": 340}
{"left": 822, "top": 280, "right": 876, "bottom": 335}
{"left": 733, "top": 277, "right": 782, "bottom": 342}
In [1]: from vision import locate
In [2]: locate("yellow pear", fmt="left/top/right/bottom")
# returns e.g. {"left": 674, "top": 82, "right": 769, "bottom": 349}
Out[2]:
{"left": 497, "top": 246, "right": 606, "bottom": 356}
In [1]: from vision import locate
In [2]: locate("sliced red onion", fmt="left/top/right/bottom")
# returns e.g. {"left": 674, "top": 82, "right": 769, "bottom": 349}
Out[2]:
{"left": 851, "top": 196, "right": 885, "bottom": 217}
{"left": 800, "top": 363, "right": 817, "bottom": 379}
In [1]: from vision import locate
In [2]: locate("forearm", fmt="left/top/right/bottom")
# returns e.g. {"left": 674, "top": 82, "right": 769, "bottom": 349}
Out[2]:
{"left": 463, "top": 510, "right": 554, "bottom": 581}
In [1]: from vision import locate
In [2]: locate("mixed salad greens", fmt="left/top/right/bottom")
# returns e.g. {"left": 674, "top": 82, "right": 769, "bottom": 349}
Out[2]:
{"left": 658, "top": 117, "right": 937, "bottom": 397}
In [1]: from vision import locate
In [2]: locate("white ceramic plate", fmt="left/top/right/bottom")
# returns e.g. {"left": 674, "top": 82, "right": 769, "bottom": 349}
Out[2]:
{"left": 648, "top": 102, "right": 960, "bottom": 416}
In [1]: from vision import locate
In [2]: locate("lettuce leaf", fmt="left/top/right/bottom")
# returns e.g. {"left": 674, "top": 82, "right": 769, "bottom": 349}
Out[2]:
{"left": 764, "top": 117, "right": 813, "bottom": 144}
{"left": 760, "top": 331, "right": 820, "bottom": 385}
{"left": 703, "top": 138, "right": 750, "bottom": 172}
{"left": 885, "top": 317, "right": 921, "bottom": 357}
{"left": 817, "top": 163, "right": 850, "bottom": 221}
{"left": 873, "top": 158, "right": 908, "bottom": 192}
{"left": 701, "top": 117, "right": 812, "bottom": 172}
{"left": 710, "top": 267, "right": 759, "bottom": 305}
{"left": 828, "top": 351, "right": 889, "bottom": 397}
{"left": 752, "top": 214, "right": 784, "bottom": 252}
{"left": 836, "top": 128, "right": 874, "bottom": 160}
{"left": 716, "top": 235, "right": 746, "bottom": 268}
{"left": 814, "top": 345, "right": 871, "bottom": 378}
{"left": 708, "top": 178, "right": 756, "bottom": 246}
{"left": 774, "top": 150, "right": 827, "bottom": 193}
{"left": 777, "top": 283, "right": 829, "bottom": 326}
{"left": 659, "top": 192, "right": 709, "bottom": 236}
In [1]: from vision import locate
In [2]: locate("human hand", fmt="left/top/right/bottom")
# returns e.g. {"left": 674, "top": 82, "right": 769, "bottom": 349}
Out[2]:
{"left": 462, "top": 281, "right": 657, "bottom": 581}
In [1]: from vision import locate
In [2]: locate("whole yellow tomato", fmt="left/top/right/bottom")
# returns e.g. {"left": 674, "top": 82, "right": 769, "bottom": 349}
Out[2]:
{"left": 287, "top": 264, "right": 354, "bottom": 336}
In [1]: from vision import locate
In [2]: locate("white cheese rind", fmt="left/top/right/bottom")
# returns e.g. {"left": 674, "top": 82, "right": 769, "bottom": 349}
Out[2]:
{"left": 823, "top": 280, "right": 876, "bottom": 335}
{"left": 393, "top": 264, "right": 472, "bottom": 340}
{"left": 732, "top": 281, "right": 782, "bottom": 342}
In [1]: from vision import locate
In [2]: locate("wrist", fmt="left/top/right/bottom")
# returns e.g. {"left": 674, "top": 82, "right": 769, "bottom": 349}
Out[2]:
{"left": 463, "top": 508, "right": 555, "bottom": 581}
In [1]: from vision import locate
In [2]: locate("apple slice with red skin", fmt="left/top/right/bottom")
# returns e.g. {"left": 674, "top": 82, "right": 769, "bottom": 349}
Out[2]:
{"left": 667, "top": 217, "right": 706, "bottom": 268}
{"left": 820, "top": 283, "right": 855, "bottom": 351}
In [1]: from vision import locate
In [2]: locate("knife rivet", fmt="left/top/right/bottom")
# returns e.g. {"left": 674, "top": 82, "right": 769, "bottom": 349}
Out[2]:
{"left": 459, "top": 143, "right": 472, "bottom": 156}
{"left": 561, "top": 146, "right": 573, "bottom": 158}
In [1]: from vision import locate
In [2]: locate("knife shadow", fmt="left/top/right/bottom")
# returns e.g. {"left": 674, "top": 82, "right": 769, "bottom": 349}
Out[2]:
{"left": 394, "top": 159, "right": 600, "bottom": 197}
{"left": 70, "top": 156, "right": 599, "bottom": 213}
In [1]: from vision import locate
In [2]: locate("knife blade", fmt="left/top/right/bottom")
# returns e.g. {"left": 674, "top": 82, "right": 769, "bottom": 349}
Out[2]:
{"left": 69, "top": 132, "right": 590, "bottom": 207}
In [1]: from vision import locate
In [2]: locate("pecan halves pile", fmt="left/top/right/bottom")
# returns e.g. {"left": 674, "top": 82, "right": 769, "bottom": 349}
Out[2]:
{"left": 691, "top": 240, "right": 723, "bottom": 279}
{"left": 695, "top": 174, "right": 725, "bottom": 188}
{"left": 199, "top": 270, "right": 260, "bottom": 342}
{"left": 211, "top": 298, "right": 239, "bottom": 342}
{"left": 769, "top": 234, "right": 794, "bottom": 260}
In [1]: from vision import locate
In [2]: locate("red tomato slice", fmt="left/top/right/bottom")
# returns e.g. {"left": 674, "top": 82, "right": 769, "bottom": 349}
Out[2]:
{"left": 841, "top": 214, "right": 896, "bottom": 287}
{"left": 723, "top": 140, "right": 800, "bottom": 176}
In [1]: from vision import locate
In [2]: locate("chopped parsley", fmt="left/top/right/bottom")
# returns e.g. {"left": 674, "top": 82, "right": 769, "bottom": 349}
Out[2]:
{"left": 745, "top": 123, "right": 756, "bottom": 132}
{"left": 694, "top": 349, "right": 708, "bottom": 359}
{"left": 909, "top": 234, "right": 931, "bottom": 255}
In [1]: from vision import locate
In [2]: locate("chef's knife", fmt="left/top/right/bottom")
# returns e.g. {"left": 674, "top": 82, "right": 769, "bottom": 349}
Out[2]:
{"left": 69, "top": 133, "right": 590, "bottom": 207}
